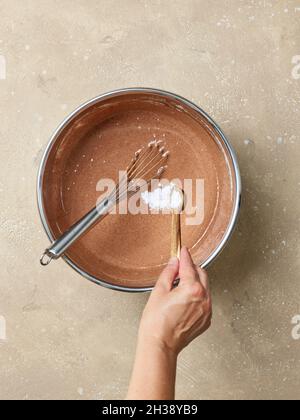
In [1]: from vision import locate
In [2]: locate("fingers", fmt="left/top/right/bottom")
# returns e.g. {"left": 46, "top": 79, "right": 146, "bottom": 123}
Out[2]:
{"left": 178, "top": 248, "right": 210, "bottom": 299}
{"left": 155, "top": 257, "right": 179, "bottom": 292}
{"left": 196, "top": 267, "right": 209, "bottom": 292}
{"left": 179, "top": 247, "right": 203, "bottom": 286}
{"left": 179, "top": 247, "right": 197, "bottom": 282}
{"left": 155, "top": 248, "right": 210, "bottom": 297}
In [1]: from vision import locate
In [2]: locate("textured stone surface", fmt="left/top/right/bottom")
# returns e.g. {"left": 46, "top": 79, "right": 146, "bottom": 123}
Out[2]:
{"left": 0, "top": 0, "right": 299, "bottom": 400}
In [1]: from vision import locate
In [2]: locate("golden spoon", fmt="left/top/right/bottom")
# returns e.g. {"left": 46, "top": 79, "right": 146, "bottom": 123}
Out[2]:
{"left": 170, "top": 187, "right": 184, "bottom": 259}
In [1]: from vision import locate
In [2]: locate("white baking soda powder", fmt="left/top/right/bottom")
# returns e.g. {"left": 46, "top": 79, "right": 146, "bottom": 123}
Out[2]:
{"left": 141, "top": 183, "right": 183, "bottom": 211}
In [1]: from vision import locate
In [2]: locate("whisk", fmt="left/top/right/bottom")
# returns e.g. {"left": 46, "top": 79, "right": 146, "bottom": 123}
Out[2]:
{"left": 40, "top": 140, "right": 169, "bottom": 265}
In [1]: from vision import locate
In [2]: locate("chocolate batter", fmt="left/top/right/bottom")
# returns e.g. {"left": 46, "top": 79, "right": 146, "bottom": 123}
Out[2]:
{"left": 42, "top": 92, "right": 237, "bottom": 288}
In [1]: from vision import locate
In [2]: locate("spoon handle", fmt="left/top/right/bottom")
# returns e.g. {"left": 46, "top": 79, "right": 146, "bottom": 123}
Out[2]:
{"left": 171, "top": 212, "right": 181, "bottom": 259}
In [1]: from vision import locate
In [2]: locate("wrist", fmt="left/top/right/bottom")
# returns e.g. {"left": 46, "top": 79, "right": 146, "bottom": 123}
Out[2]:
{"left": 137, "top": 331, "right": 179, "bottom": 361}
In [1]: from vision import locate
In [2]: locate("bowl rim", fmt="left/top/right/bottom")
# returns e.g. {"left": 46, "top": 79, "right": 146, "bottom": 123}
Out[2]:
{"left": 37, "top": 87, "right": 242, "bottom": 293}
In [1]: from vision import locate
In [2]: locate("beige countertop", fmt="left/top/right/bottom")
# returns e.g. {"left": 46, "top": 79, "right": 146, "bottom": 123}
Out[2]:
{"left": 0, "top": 0, "right": 299, "bottom": 400}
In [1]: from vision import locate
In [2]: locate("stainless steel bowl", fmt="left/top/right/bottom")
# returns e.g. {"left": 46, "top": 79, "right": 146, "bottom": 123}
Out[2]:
{"left": 37, "top": 88, "right": 241, "bottom": 292}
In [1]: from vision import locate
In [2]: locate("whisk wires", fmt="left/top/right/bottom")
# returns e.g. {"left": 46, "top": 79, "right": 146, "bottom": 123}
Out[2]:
{"left": 106, "top": 140, "right": 169, "bottom": 207}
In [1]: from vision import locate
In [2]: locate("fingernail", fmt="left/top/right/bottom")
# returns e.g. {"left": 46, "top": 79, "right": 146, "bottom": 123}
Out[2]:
{"left": 168, "top": 256, "right": 178, "bottom": 265}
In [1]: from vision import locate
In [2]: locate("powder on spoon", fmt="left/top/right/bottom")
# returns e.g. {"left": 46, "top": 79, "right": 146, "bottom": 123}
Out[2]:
{"left": 141, "top": 183, "right": 183, "bottom": 211}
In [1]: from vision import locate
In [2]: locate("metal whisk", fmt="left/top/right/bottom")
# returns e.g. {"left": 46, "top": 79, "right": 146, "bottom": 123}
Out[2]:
{"left": 40, "top": 140, "right": 169, "bottom": 265}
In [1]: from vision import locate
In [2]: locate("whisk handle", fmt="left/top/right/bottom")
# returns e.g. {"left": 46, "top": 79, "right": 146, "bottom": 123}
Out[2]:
{"left": 40, "top": 198, "right": 112, "bottom": 265}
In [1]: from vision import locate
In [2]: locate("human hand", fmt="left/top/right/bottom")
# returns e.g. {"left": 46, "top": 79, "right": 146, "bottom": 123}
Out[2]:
{"left": 138, "top": 247, "right": 212, "bottom": 356}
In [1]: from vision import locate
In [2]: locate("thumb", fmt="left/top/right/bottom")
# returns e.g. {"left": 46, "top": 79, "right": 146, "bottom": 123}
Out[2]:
{"left": 155, "top": 257, "right": 179, "bottom": 292}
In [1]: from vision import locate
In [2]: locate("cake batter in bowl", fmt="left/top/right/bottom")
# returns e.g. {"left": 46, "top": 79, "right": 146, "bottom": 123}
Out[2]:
{"left": 37, "top": 88, "right": 241, "bottom": 292}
